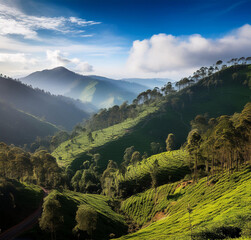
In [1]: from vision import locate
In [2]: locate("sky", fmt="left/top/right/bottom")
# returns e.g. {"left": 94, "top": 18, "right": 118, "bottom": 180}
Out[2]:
{"left": 0, "top": 0, "right": 251, "bottom": 80}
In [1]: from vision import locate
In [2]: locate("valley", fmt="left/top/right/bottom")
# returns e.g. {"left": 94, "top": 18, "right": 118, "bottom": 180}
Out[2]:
{"left": 0, "top": 61, "right": 250, "bottom": 240}
{"left": 0, "top": 1, "right": 251, "bottom": 239}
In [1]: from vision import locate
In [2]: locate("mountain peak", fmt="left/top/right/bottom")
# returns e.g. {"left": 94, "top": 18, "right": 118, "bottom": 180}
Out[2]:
{"left": 50, "top": 66, "right": 72, "bottom": 73}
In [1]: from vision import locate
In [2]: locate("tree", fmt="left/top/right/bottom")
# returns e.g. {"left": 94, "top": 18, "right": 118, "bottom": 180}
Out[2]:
{"left": 93, "top": 153, "right": 101, "bottom": 167}
{"left": 79, "top": 169, "right": 99, "bottom": 193}
{"left": 74, "top": 204, "right": 98, "bottom": 239}
{"left": 214, "top": 116, "right": 237, "bottom": 172}
{"left": 238, "top": 57, "right": 245, "bottom": 64}
{"left": 87, "top": 132, "right": 94, "bottom": 143}
{"left": 175, "top": 81, "right": 181, "bottom": 91}
{"left": 166, "top": 133, "right": 175, "bottom": 151}
{"left": 150, "top": 159, "right": 159, "bottom": 189}
{"left": 163, "top": 82, "right": 174, "bottom": 95}
{"left": 150, "top": 142, "right": 161, "bottom": 154}
{"left": 101, "top": 160, "right": 118, "bottom": 197}
{"left": 39, "top": 196, "right": 64, "bottom": 240}
{"left": 130, "top": 151, "right": 142, "bottom": 165}
{"left": 186, "top": 130, "right": 202, "bottom": 180}
{"left": 123, "top": 146, "right": 135, "bottom": 165}
{"left": 246, "top": 56, "right": 251, "bottom": 64}
{"left": 216, "top": 60, "right": 223, "bottom": 68}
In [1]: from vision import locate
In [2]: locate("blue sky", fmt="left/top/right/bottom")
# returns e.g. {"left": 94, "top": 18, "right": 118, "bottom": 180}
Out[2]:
{"left": 0, "top": 0, "right": 251, "bottom": 79}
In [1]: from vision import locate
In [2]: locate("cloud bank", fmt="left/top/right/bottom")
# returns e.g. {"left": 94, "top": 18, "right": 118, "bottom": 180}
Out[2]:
{"left": 0, "top": 2, "right": 100, "bottom": 39}
{"left": 127, "top": 24, "right": 251, "bottom": 77}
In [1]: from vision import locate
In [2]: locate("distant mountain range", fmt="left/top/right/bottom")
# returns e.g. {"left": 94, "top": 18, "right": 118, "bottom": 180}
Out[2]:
{"left": 121, "top": 78, "right": 169, "bottom": 89}
{"left": 0, "top": 67, "right": 172, "bottom": 145}
{"left": 21, "top": 67, "right": 170, "bottom": 108}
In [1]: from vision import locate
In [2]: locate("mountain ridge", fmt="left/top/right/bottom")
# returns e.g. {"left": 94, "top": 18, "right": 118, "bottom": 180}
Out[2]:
{"left": 21, "top": 67, "right": 149, "bottom": 108}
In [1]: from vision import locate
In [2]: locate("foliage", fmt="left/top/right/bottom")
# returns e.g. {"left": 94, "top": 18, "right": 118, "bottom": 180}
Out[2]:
{"left": 0, "top": 143, "right": 63, "bottom": 188}
{"left": 74, "top": 204, "right": 98, "bottom": 237}
{"left": 186, "top": 102, "right": 251, "bottom": 178}
{"left": 39, "top": 196, "right": 64, "bottom": 240}
{"left": 166, "top": 133, "right": 175, "bottom": 151}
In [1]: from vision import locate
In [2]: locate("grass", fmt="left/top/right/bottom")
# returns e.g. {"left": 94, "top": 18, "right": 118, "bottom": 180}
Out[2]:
{"left": 52, "top": 104, "right": 160, "bottom": 167}
{"left": 116, "top": 166, "right": 251, "bottom": 240}
{"left": 41, "top": 189, "right": 127, "bottom": 239}
{"left": 113, "top": 150, "right": 190, "bottom": 197}
{"left": 119, "top": 150, "right": 189, "bottom": 182}
{"left": 120, "top": 182, "right": 179, "bottom": 226}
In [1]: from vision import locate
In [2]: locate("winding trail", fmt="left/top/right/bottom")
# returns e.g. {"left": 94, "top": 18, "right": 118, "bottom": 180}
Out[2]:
{"left": 0, "top": 188, "right": 49, "bottom": 240}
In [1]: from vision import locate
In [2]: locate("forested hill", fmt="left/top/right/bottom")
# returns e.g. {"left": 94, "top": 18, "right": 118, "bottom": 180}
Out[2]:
{"left": 53, "top": 64, "right": 251, "bottom": 171}
{"left": 0, "top": 75, "right": 89, "bottom": 130}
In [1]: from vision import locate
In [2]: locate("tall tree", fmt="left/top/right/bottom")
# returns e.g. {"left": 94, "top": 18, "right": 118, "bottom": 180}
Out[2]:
{"left": 74, "top": 204, "right": 98, "bottom": 240}
{"left": 39, "top": 195, "right": 64, "bottom": 240}
{"left": 186, "top": 130, "right": 202, "bottom": 180}
{"left": 166, "top": 133, "right": 175, "bottom": 151}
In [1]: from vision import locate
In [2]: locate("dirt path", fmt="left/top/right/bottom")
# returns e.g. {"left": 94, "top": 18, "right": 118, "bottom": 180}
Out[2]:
{"left": 0, "top": 188, "right": 48, "bottom": 240}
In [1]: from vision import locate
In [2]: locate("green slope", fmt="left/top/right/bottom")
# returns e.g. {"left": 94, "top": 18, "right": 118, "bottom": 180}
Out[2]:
{"left": 114, "top": 150, "right": 190, "bottom": 197}
{"left": 40, "top": 190, "right": 127, "bottom": 239}
{"left": 53, "top": 65, "right": 251, "bottom": 172}
{"left": 52, "top": 104, "right": 159, "bottom": 168}
{"left": 116, "top": 166, "right": 251, "bottom": 240}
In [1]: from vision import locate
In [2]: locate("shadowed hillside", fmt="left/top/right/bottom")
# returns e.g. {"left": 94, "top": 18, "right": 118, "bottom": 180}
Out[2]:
{"left": 0, "top": 75, "right": 89, "bottom": 130}
{"left": 0, "top": 101, "right": 58, "bottom": 145}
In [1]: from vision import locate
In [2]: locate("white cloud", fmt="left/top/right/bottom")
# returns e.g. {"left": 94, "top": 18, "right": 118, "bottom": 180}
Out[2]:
{"left": 127, "top": 24, "right": 251, "bottom": 78}
{"left": 75, "top": 61, "right": 93, "bottom": 73}
{"left": 69, "top": 17, "right": 101, "bottom": 26}
{"left": 0, "top": 52, "right": 40, "bottom": 76}
{"left": 46, "top": 50, "right": 70, "bottom": 66}
{"left": 46, "top": 49, "right": 93, "bottom": 73}
{"left": 0, "top": 53, "right": 37, "bottom": 64}
{"left": 80, "top": 34, "right": 94, "bottom": 38}
{"left": 0, "top": 2, "right": 100, "bottom": 39}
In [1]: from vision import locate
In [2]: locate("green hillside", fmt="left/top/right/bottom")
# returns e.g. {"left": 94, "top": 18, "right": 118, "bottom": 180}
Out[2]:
{"left": 39, "top": 190, "right": 127, "bottom": 239}
{"left": 0, "top": 101, "right": 58, "bottom": 145}
{"left": 112, "top": 150, "right": 190, "bottom": 197}
{"left": 53, "top": 65, "right": 251, "bottom": 172}
{"left": 52, "top": 104, "right": 159, "bottom": 168}
{"left": 116, "top": 166, "right": 251, "bottom": 240}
